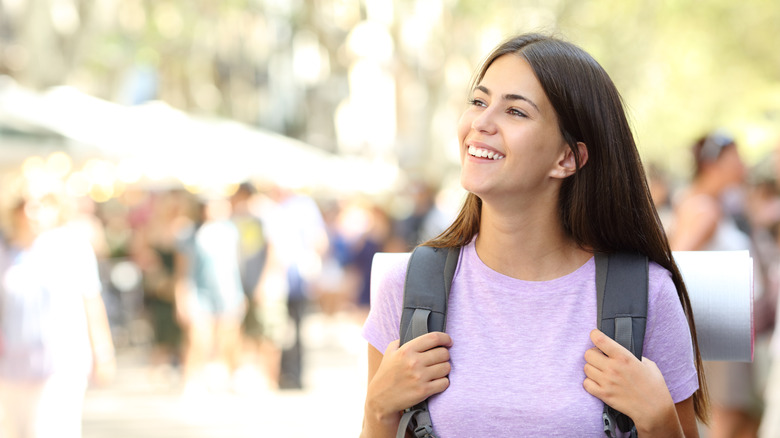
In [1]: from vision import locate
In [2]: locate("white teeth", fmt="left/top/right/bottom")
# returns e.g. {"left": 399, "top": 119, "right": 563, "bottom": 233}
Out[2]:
{"left": 468, "top": 145, "right": 504, "bottom": 160}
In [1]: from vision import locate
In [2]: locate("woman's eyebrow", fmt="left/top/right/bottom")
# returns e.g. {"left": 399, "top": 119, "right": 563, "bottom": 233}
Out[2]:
{"left": 475, "top": 84, "right": 540, "bottom": 113}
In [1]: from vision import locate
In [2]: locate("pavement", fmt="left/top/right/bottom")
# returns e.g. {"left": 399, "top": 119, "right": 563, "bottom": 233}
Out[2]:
{"left": 82, "top": 312, "right": 368, "bottom": 438}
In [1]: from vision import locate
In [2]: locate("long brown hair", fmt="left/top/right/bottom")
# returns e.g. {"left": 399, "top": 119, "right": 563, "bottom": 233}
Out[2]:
{"left": 426, "top": 33, "right": 709, "bottom": 422}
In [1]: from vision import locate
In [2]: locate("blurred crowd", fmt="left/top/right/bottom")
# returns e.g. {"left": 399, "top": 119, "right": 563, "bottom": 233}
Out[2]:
{"left": 650, "top": 131, "right": 780, "bottom": 438}
{"left": 5, "top": 129, "right": 780, "bottom": 437}
{"left": 0, "top": 165, "right": 454, "bottom": 436}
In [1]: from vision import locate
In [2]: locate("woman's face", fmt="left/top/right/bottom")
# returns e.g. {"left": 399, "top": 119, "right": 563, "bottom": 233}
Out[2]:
{"left": 28, "top": 197, "right": 61, "bottom": 229}
{"left": 13, "top": 195, "right": 61, "bottom": 237}
{"left": 457, "top": 54, "right": 570, "bottom": 205}
{"left": 717, "top": 145, "right": 746, "bottom": 187}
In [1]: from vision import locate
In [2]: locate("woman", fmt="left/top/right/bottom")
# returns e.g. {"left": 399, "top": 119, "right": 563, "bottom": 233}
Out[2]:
{"left": 0, "top": 187, "right": 115, "bottom": 438}
{"left": 361, "top": 33, "right": 708, "bottom": 437}
{"left": 669, "top": 131, "right": 748, "bottom": 253}
{"left": 670, "top": 132, "right": 757, "bottom": 438}
{"left": 175, "top": 196, "right": 247, "bottom": 393}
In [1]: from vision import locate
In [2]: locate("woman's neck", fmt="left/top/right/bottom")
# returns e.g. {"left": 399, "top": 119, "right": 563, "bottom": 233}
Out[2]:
{"left": 476, "top": 201, "right": 590, "bottom": 281}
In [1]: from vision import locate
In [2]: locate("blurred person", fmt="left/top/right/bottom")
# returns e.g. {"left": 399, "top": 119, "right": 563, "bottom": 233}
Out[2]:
{"left": 392, "top": 181, "right": 451, "bottom": 251}
{"left": 0, "top": 186, "right": 115, "bottom": 438}
{"left": 263, "top": 183, "right": 328, "bottom": 390}
{"left": 99, "top": 198, "right": 134, "bottom": 259}
{"left": 647, "top": 162, "right": 676, "bottom": 233}
{"left": 230, "top": 183, "right": 269, "bottom": 335}
{"left": 759, "top": 143, "right": 780, "bottom": 438}
{"left": 130, "top": 189, "right": 192, "bottom": 381}
{"left": 312, "top": 199, "right": 355, "bottom": 316}
{"left": 69, "top": 195, "right": 111, "bottom": 260}
{"left": 314, "top": 199, "right": 389, "bottom": 319}
{"left": 342, "top": 202, "right": 394, "bottom": 318}
{"left": 174, "top": 194, "right": 246, "bottom": 394}
{"left": 744, "top": 178, "right": 780, "bottom": 337}
{"left": 669, "top": 131, "right": 759, "bottom": 438}
{"left": 228, "top": 182, "right": 279, "bottom": 391}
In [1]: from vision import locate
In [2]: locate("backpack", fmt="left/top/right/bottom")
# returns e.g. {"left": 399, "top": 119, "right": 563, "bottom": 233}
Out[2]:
{"left": 398, "top": 245, "right": 648, "bottom": 438}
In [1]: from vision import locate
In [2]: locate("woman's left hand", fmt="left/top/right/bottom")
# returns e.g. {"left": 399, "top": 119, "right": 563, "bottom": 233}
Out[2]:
{"left": 92, "top": 355, "right": 116, "bottom": 386}
{"left": 583, "top": 329, "right": 681, "bottom": 435}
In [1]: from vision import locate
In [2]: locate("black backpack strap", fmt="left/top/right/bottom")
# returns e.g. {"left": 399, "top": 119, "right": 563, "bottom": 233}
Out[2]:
{"left": 397, "top": 246, "right": 459, "bottom": 438}
{"left": 595, "top": 252, "right": 648, "bottom": 438}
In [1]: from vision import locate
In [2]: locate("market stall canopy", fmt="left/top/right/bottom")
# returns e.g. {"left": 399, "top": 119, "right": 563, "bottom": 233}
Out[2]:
{"left": 0, "top": 75, "right": 400, "bottom": 196}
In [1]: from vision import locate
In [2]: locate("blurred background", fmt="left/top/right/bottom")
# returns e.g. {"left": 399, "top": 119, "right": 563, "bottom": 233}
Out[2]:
{"left": 1, "top": 0, "right": 780, "bottom": 437}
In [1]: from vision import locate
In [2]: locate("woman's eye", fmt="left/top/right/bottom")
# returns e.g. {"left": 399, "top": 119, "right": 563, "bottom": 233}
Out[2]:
{"left": 508, "top": 108, "right": 527, "bottom": 117}
{"left": 468, "top": 98, "right": 487, "bottom": 107}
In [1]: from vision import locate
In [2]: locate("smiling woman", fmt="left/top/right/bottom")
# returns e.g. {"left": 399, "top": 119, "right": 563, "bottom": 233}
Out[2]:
{"left": 360, "top": 33, "right": 709, "bottom": 438}
{"left": 458, "top": 54, "right": 584, "bottom": 205}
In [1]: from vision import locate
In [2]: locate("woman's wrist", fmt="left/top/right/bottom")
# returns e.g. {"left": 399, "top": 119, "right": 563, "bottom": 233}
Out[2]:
{"left": 362, "top": 397, "right": 400, "bottom": 437}
{"left": 365, "top": 397, "right": 399, "bottom": 425}
{"left": 93, "top": 344, "right": 115, "bottom": 363}
{"left": 633, "top": 402, "right": 683, "bottom": 438}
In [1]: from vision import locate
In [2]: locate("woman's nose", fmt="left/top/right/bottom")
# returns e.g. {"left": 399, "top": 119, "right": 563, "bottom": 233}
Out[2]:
{"left": 471, "top": 107, "right": 497, "bottom": 134}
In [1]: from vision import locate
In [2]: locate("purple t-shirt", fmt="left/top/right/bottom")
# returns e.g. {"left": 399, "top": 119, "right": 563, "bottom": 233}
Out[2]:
{"left": 362, "top": 240, "right": 699, "bottom": 436}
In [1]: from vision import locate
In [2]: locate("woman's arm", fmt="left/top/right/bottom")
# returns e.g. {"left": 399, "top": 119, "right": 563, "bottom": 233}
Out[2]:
{"left": 362, "top": 344, "right": 401, "bottom": 438}
{"left": 583, "top": 329, "right": 698, "bottom": 437}
{"left": 675, "top": 397, "right": 699, "bottom": 438}
{"left": 84, "top": 294, "right": 116, "bottom": 385}
{"left": 173, "top": 251, "right": 192, "bottom": 327}
{"left": 361, "top": 332, "right": 453, "bottom": 438}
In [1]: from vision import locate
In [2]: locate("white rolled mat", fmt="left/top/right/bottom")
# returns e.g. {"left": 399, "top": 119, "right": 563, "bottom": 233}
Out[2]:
{"left": 673, "top": 250, "right": 753, "bottom": 362}
{"left": 370, "top": 250, "right": 754, "bottom": 362}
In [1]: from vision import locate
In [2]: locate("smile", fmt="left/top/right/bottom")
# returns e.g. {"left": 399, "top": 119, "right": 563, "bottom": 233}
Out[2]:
{"left": 468, "top": 145, "right": 505, "bottom": 160}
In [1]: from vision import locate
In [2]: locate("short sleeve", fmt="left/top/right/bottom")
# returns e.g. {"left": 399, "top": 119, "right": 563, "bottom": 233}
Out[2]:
{"left": 361, "top": 253, "right": 410, "bottom": 354}
{"left": 60, "top": 229, "right": 102, "bottom": 299}
{"left": 73, "top": 237, "right": 102, "bottom": 299}
{"left": 643, "top": 263, "right": 700, "bottom": 403}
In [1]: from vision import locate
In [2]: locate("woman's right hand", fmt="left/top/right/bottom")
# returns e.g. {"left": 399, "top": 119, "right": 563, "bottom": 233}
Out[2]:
{"left": 363, "top": 332, "right": 453, "bottom": 432}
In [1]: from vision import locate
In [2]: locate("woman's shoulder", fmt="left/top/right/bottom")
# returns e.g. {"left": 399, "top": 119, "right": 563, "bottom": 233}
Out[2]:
{"left": 644, "top": 260, "right": 699, "bottom": 402}
{"left": 645, "top": 260, "right": 693, "bottom": 348}
{"left": 647, "top": 260, "right": 677, "bottom": 300}
{"left": 647, "top": 259, "right": 672, "bottom": 282}
{"left": 35, "top": 225, "right": 95, "bottom": 258}
{"left": 674, "top": 191, "right": 721, "bottom": 219}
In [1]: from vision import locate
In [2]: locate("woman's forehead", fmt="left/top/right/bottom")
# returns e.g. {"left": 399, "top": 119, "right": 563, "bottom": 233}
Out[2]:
{"left": 478, "top": 55, "right": 553, "bottom": 113}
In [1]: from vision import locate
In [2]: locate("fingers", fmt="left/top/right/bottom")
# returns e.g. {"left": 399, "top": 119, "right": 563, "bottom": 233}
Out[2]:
{"left": 407, "top": 331, "right": 453, "bottom": 352}
{"left": 428, "top": 374, "right": 451, "bottom": 395}
{"left": 589, "top": 329, "right": 619, "bottom": 356}
{"left": 589, "top": 329, "right": 635, "bottom": 361}
{"left": 413, "top": 346, "right": 448, "bottom": 369}
{"left": 582, "top": 375, "right": 601, "bottom": 398}
{"left": 401, "top": 333, "right": 452, "bottom": 378}
{"left": 583, "top": 331, "right": 631, "bottom": 401}
{"left": 583, "top": 356, "right": 607, "bottom": 399}
{"left": 583, "top": 357, "right": 605, "bottom": 381}
{"left": 416, "top": 361, "right": 452, "bottom": 399}
{"left": 427, "top": 358, "right": 452, "bottom": 378}
{"left": 584, "top": 330, "right": 638, "bottom": 381}
{"left": 584, "top": 346, "right": 607, "bottom": 369}
{"left": 376, "top": 334, "right": 452, "bottom": 406}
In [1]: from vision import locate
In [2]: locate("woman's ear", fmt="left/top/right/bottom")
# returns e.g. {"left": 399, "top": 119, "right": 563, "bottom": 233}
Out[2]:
{"left": 554, "top": 142, "right": 589, "bottom": 178}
